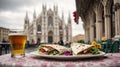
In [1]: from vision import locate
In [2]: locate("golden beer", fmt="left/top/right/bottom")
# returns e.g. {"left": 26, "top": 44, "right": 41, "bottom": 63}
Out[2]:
{"left": 9, "top": 33, "right": 27, "bottom": 58}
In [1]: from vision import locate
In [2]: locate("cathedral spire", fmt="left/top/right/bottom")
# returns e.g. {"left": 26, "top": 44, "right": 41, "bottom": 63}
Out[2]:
{"left": 42, "top": 4, "right": 44, "bottom": 9}
{"left": 25, "top": 11, "right": 29, "bottom": 21}
{"left": 68, "top": 12, "right": 71, "bottom": 24}
{"left": 56, "top": 5, "right": 58, "bottom": 13}
{"left": 44, "top": 3, "right": 46, "bottom": 9}
{"left": 62, "top": 11, "right": 64, "bottom": 21}
{"left": 33, "top": 9, "right": 36, "bottom": 19}
{"left": 56, "top": 5, "right": 58, "bottom": 11}
{"left": 42, "top": 4, "right": 46, "bottom": 11}
{"left": 54, "top": 4, "right": 55, "bottom": 11}
{"left": 24, "top": 11, "right": 29, "bottom": 31}
{"left": 54, "top": 4, "right": 58, "bottom": 14}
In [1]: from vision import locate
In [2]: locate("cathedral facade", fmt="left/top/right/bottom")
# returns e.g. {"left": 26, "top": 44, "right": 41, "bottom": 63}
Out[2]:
{"left": 24, "top": 5, "right": 72, "bottom": 44}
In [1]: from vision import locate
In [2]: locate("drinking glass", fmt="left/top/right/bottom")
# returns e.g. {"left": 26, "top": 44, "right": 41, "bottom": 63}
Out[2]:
{"left": 9, "top": 31, "right": 27, "bottom": 58}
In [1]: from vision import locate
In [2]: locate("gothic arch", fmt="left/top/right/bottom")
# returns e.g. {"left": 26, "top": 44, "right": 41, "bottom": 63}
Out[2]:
{"left": 37, "top": 25, "right": 41, "bottom": 31}
{"left": 48, "top": 31, "right": 53, "bottom": 43}
{"left": 48, "top": 16, "right": 53, "bottom": 26}
{"left": 59, "top": 24, "right": 62, "bottom": 30}
{"left": 48, "top": 31, "right": 53, "bottom": 36}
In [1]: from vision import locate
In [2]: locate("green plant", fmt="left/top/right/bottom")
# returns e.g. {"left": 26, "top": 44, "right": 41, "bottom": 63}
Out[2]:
{"left": 77, "top": 40, "right": 85, "bottom": 43}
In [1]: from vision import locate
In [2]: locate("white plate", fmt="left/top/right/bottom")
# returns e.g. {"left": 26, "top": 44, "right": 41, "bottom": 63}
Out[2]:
{"left": 30, "top": 51, "right": 106, "bottom": 60}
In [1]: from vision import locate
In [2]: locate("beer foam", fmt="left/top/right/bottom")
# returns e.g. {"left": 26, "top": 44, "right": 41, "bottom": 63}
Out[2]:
{"left": 9, "top": 33, "right": 26, "bottom": 36}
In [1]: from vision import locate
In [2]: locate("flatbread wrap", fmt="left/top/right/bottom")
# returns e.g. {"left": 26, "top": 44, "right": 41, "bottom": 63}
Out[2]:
{"left": 38, "top": 44, "right": 72, "bottom": 55}
{"left": 71, "top": 43, "right": 100, "bottom": 55}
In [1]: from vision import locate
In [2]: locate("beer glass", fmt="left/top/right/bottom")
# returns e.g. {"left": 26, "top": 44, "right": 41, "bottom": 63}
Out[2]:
{"left": 9, "top": 32, "right": 27, "bottom": 58}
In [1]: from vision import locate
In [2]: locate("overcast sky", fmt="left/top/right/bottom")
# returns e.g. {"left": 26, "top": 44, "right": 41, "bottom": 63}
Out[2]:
{"left": 0, "top": 0, "right": 84, "bottom": 36}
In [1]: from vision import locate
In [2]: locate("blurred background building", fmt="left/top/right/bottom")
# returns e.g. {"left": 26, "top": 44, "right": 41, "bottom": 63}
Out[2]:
{"left": 73, "top": 34, "right": 84, "bottom": 42}
{"left": 0, "top": 27, "right": 9, "bottom": 42}
{"left": 75, "top": 0, "right": 120, "bottom": 42}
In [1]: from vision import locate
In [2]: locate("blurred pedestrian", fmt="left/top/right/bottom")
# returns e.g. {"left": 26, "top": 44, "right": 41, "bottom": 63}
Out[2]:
{"left": 58, "top": 40, "right": 64, "bottom": 46}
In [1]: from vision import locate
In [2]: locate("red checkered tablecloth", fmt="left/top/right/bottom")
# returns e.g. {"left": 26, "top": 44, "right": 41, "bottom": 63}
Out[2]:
{"left": 0, "top": 53, "right": 120, "bottom": 67}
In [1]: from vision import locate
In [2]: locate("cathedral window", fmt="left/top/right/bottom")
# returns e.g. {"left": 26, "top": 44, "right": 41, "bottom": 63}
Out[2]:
{"left": 48, "top": 16, "right": 53, "bottom": 26}
{"left": 37, "top": 25, "right": 41, "bottom": 31}
{"left": 44, "top": 16, "right": 46, "bottom": 19}
{"left": 59, "top": 26, "right": 62, "bottom": 29}
{"left": 59, "top": 33, "right": 63, "bottom": 40}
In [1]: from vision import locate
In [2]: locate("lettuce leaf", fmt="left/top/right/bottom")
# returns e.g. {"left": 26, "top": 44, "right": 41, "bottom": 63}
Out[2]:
{"left": 90, "top": 47, "right": 100, "bottom": 54}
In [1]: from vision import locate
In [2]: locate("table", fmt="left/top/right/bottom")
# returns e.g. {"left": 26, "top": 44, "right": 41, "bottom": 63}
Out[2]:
{"left": 0, "top": 53, "right": 120, "bottom": 67}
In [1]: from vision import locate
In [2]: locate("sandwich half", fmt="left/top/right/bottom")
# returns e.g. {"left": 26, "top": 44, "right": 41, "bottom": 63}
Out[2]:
{"left": 38, "top": 44, "right": 71, "bottom": 55}
{"left": 71, "top": 43, "right": 95, "bottom": 55}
